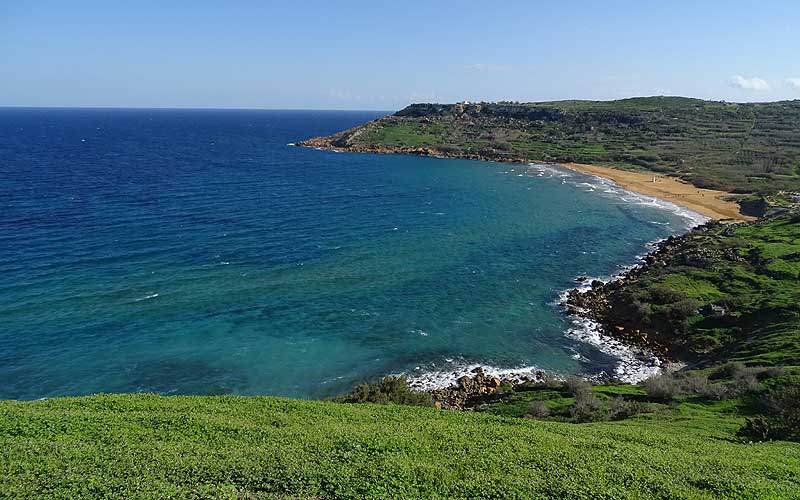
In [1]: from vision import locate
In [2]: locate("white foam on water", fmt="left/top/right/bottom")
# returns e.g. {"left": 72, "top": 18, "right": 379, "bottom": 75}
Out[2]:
{"left": 404, "top": 360, "right": 550, "bottom": 391}
{"left": 521, "top": 163, "right": 709, "bottom": 231}
{"left": 563, "top": 314, "right": 662, "bottom": 383}
{"left": 135, "top": 293, "right": 159, "bottom": 302}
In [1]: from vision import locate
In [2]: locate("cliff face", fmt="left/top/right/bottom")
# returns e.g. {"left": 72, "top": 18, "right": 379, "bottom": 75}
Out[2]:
{"left": 298, "top": 97, "right": 800, "bottom": 195}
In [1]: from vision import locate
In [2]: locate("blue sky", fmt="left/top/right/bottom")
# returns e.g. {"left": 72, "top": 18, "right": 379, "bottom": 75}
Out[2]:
{"left": 2, "top": 1, "right": 800, "bottom": 109}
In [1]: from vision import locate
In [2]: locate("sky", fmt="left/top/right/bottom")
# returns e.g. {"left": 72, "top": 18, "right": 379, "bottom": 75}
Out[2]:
{"left": 2, "top": 1, "right": 800, "bottom": 109}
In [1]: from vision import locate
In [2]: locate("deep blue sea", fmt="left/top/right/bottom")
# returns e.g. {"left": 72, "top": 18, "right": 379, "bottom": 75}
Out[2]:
{"left": 0, "top": 108, "right": 703, "bottom": 400}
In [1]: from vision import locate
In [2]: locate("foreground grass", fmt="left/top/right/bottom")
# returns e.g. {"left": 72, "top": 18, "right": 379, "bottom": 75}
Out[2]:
{"left": 2, "top": 394, "right": 799, "bottom": 499}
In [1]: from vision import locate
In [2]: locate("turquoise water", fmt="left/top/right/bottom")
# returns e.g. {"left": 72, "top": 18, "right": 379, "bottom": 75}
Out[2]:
{"left": 0, "top": 109, "right": 700, "bottom": 399}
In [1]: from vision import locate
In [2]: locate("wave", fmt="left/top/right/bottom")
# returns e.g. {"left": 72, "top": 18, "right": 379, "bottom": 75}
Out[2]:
{"left": 526, "top": 163, "right": 709, "bottom": 230}
{"left": 563, "top": 314, "right": 662, "bottom": 383}
{"left": 404, "top": 359, "right": 548, "bottom": 391}
{"left": 134, "top": 292, "right": 159, "bottom": 302}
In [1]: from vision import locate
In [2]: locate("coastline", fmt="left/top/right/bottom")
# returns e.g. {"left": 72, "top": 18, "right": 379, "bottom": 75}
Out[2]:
{"left": 296, "top": 141, "right": 754, "bottom": 222}
{"left": 561, "top": 162, "right": 755, "bottom": 222}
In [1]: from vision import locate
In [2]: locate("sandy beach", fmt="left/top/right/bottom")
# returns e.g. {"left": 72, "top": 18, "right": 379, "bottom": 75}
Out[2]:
{"left": 562, "top": 162, "right": 755, "bottom": 221}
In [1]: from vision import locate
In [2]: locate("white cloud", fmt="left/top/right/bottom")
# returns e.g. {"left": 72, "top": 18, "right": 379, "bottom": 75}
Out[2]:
{"left": 731, "top": 75, "right": 770, "bottom": 91}
{"left": 466, "top": 63, "right": 512, "bottom": 72}
{"left": 787, "top": 78, "right": 800, "bottom": 91}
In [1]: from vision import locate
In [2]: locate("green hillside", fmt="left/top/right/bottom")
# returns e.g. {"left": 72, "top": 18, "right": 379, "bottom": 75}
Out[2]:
{"left": 299, "top": 97, "right": 800, "bottom": 195}
{"left": 567, "top": 214, "right": 800, "bottom": 367}
{"left": 2, "top": 392, "right": 799, "bottom": 499}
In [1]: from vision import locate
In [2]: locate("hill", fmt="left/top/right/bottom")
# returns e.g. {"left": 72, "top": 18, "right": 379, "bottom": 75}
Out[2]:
{"left": 565, "top": 214, "right": 800, "bottom": 367}
{"left": 300, "top": 97, "right": 800, "bottom": 196}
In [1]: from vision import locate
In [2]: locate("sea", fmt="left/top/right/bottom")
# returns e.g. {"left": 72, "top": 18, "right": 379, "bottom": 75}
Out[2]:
{"left": 0, "top": 108, "right": 706, "bottom": 400}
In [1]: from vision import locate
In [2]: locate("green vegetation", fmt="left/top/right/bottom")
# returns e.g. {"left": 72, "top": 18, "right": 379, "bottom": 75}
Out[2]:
{"left": 3, "top": 392, "right": 800, "bottom": 499}
{"left": 364, "top": 121, "right": 443, "bottom": 147}
{"left": 334, "top": 375, "right": 434, "bottom": 406}
{"left": 599, "top": 215, "right": 800, "bottom": 366}
{"left": 309, "top": 97, "right": 800, "bottom": 195}
{"left": 739, "top": 379, "right": 800, "bottom": 442}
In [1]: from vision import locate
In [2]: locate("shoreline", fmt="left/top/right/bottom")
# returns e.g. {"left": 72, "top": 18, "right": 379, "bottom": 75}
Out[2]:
{"left": 560, "top": 162, "right": 755, "bottom": 222}
{"left": 296, "top": 141, "right": 754, "bottom": 222}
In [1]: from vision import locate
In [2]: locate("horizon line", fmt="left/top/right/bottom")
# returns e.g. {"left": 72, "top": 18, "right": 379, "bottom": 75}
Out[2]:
{"left": 2, "top": 95, "right": 799, "bottom": 111}
{"left": 0, "top": 105, "right": 395, "bottom": 112}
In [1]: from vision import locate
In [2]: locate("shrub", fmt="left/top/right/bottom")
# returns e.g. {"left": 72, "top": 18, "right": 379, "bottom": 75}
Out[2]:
{"left": 738, "top": 382, "right": 800, "bottom": 442}
{"left": 564, "top": 376, "right": 593, "bottom": 398}
{"left": 497, "top": 380, "right": 515, "bottom": 395}
{"left": 677, "top": 372, "right": 709, "bottom": 393}
{"left": 641, "top": 373, "right": 679, "bottom": 402}
{"left": 701, "top": 383, "right": 731, "bottom": 401}
{"left": 569, "top": 392, "right": 604, "bottom": 423}
{"left": 709, "top": 362, "right": 746, "bottom": 380}
{"left": 341, "top": 376, "right": 434, "bottom": 406}
{"left": 630, "top": 300, "right": 652, "bottom": 325}
{"left": 666, "top": 299, "right": 702, "bottom": 321}
{"left": 608, "top": 397, "right": 645, "bottom": 421}
{"left": 525, "top": 401, "right": 550, "bottom": 419}
{"left": 535, "top": 372, "right": 563, "bottom": 390}
{"left": 754, "top": 366, "right": 787, "bottom": 380}
{"left": 732, "top": 373, "right": 763, "bottom": 395}
{"left": 649, "top": 285, "right": 687, "bottom": 304}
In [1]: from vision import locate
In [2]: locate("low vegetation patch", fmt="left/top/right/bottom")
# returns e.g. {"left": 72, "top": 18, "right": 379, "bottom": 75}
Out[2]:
{"left": 739, "top": 378, "right": 800, "bottom": 443}
{"left": 334, "top": 376, "right": 433, "bottom": 407}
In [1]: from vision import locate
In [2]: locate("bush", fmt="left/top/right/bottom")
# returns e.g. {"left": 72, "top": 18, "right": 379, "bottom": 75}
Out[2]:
{"left": 732, "top": 373, "right": 763, "bottom": 395}
{"left": 754, "top": 366, "right": 787, "bottom": 380}
{"left": 608, "top": 397, "right": 645, "bottom": 421}
{"left": 564, "top": 376, "right": 593, "bottom": 398}
{"left": 534, "top": 372, "right": 563, "bottom": 390}
{"left": 677, "top": 372, "right": 709, "bottom": 393}
{"left": 341, "top": 376, "right": 434, "bottom": 406}
{"left": 569, "top": 392, "right": 604, "bottom": 423}
{"left": 525, "top": 401, "right": 550, "bottom": 419}
{"left": 700, "top": 383, "right": 731, "bottom": 401}
{"left": 497, "top": 380, "right": 515, "bottom": 395}
{"left": 666, "top": 299, "right": 702, "bottom": 321}
{"left": 709, "top": 362, "right": 747, "bottom": 380}
{"left": 649, "top": 285, "right": 687, "bottom": 304}
{"left": 738, "top": 382, "right": 800, "bottom": 442}
{"left": 641, "top": 373, "right": 679, "bottom": 402}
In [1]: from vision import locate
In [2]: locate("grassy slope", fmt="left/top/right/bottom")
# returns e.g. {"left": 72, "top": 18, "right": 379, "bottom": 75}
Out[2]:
{"left": 2, "top": 394, "right": 800, "bottom": 499}
{"left": 313, "top": 97, "right": 800, "bottom": 195}
{"left": 600, "top": 216, "right": 800, "bottom": 366}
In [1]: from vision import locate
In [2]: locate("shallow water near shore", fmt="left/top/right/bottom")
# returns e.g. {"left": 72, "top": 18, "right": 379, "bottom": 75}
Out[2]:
{"left": 0, "top": 109, "right": 701, "bottom": 399}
